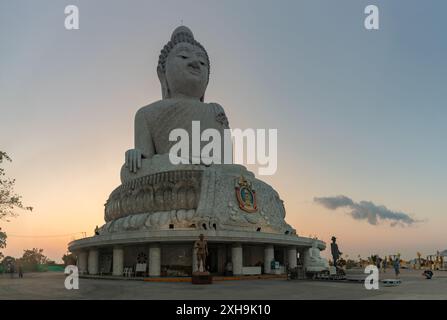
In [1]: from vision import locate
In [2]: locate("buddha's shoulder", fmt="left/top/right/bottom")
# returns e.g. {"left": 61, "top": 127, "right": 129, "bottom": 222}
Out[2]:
{"left": 206, "top": 102, "right": 226, "bottom": 114}
{"left": 135, "top": 100, "right": 173, "bottom": 117}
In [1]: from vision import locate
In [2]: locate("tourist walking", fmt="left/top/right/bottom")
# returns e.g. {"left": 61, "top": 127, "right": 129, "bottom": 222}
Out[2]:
{"left": 18, "top": 265, "right": 23, "bottom": 278}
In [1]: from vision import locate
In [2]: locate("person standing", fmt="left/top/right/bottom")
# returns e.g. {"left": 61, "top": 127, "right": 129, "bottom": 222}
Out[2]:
{"left": 376, "top": 256, "right": 382, "bottom": 271}
{"left": 18, "top": 264, "right": 23, "bottom": 278}
{"left": 393, "top": 256, "right": 400, "bottom": 279}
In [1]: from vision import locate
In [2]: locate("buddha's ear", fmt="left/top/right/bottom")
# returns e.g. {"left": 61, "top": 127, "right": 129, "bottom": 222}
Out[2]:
{"left": 200, "top": 78, "right": 209, "bottom": 102}
{"left": 157, "top": 69, "right": 170, "bottom": 99}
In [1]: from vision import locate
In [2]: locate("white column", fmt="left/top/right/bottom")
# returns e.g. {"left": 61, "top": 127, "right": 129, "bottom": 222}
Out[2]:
{"left": 217, "top": 246, "right": 226, "bottom": 274}
{"left": 113, "top": 247, "right": 124, "bottom": 276}
{"left": 77, "top": 251, "right": 88, "bottom": 274}
{"left": 231, "top": 243, "right": 243, "bottom": 276}
{"left": 149, "top": 244, "right": 161, "bottom": 276}
{"left": 264, "top": 245, "right": 274, "bottom": 274}
{"left": 192, "top": 244, "right": 198, "bottom": 273}
{"left": 88, "top": 249, "right": 99, "bottom": 275}
{"left": 288, "top": 247, "right": 297, "bottom": 269}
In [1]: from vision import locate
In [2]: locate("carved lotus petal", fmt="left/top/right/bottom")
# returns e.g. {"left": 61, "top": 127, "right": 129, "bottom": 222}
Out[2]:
{"left": 170, "top": 210, "right": 177, "bottom": 223}
{"left": 144, "top": 215, "right": 152, "bottom": 227}
{"left": 159, "top": 212, "right": 170, "bottom": 226}
{"left": 150, "top": 212, "right": 160, "bottom": 226}
{"left": 185, "top": 209, "right": 195, "bottom": 221}
{"left": 123, "top": 217, "right": 131, "bottom": 229}
{"left": 130, "top": 215, "right": 139, "bottom": 228}
{"left": 244, "top": 214, "right": 259, "bottom": 224}
{"left": 134, "top": 214, "right": 146, "bottom": 227}
{"left": 177, "top": 209, "right": 186, "bottom": 222}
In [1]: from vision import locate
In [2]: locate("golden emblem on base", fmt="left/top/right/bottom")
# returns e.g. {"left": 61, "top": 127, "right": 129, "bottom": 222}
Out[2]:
{"left": 235, "top": 175, "right": 257, "bottom": 213}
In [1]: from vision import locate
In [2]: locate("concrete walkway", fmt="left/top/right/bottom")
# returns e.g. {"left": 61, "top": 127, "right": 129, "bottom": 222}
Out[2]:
{"left": 0, "top": 269, "right": 446, "bottom": 300}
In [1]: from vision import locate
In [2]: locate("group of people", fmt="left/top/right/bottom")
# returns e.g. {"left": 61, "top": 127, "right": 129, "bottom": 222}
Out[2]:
{"left": 3, "top": 263, "right": 24, "bottom": 278}
{"left": 373, "top": 255, "right": 401, "bottom": 278}
{"left": 331, "top": 236, "right": 402, "bottom": 278}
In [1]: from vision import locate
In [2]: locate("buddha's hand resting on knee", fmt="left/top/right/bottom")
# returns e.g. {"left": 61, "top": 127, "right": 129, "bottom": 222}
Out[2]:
{"left": 125, "top": 149, "right": 143, "bottom": 173}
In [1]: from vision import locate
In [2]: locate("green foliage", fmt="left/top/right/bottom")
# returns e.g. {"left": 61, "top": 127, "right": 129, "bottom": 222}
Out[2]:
{"left": 17, "top": 248, "right": 51, "bottom": 272}
{"left": 0, "top": 151, "right": 33, "bottom": 258}
{"left": 0, "top": 227, "right": 6, "bottom": 260}
{"left": 0, "top": 151, "right": 33, "bottom": 222}
{"left": 62, "top": 252, "right": 77, "bottom": 266}
{"left": 345, "top": 259, "right": 358, "bottom": 269}
{"left": 0, "top": 255, "right": 16, "bottom": 273}
{"left": 1, "top": 255, "right": 15, "bottom": 266}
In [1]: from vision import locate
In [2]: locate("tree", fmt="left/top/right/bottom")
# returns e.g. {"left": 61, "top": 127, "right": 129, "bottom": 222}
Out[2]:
{"left": 0, "top": 227, "right": 6, "bottom": 261}
{"left": 62, "top": 252, "right": 77, "bottom": 266}
{"left": 0, "top": 151, "right": 33, "bottom": 221}
{"left": 0, "top": 151, "right": 33, "bottom": 258}
{"left": 20, "top": 248, "right": 51, "bottom": 264}
{"left": 0, "top": 255, "right": 16, "bottom": 273}
{"left": 17, "top": 248, "right": 51, "bottom": 271}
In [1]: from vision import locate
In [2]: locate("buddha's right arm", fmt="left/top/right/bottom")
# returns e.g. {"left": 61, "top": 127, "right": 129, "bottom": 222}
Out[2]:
{"left": 125, "top": 108, "right": 155, "bottom": 173}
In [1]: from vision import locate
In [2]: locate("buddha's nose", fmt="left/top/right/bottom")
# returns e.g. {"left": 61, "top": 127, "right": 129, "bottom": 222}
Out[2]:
{"left": 188, "top": 60, "right": 200, "bottom": 69}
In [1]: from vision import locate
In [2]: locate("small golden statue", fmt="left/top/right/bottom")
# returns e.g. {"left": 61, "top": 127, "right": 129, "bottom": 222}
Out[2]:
{"left": 194, "top": 234, "right": 208, "bottom": 273}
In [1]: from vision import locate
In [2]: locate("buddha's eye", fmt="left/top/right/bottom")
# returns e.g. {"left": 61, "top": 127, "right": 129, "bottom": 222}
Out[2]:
{"left": 179, "top": 55, "right": 188, "bottom": 59}
{"left": 200, "top": 61, "right": 205, "bottom": 66}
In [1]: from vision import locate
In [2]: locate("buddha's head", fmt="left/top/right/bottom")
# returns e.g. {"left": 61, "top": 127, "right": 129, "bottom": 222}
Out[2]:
{"left": 157, "top": 26, "right": 210, "bottom": 101}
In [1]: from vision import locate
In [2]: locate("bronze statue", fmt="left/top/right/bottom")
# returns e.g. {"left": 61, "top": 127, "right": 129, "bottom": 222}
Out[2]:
{"left": 330, "top": 236, "right": 342, "bottom": 268}
{"left": 194, "top": 234, "right": 208, "bottom": 272}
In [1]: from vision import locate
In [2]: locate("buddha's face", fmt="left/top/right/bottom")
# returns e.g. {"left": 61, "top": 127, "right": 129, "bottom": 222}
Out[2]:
{"left": 165, "top": 42, "right": 209, "bottom": 100}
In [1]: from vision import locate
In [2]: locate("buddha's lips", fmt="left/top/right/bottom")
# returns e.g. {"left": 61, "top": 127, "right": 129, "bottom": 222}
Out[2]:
{"left": 187, "top": 67, "right": 201, "bottom": 76}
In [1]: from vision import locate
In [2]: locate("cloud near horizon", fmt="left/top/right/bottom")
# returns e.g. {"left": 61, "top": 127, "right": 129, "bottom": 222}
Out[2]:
{"left": 313, "top": 195, "right": 421, "bottom": 227}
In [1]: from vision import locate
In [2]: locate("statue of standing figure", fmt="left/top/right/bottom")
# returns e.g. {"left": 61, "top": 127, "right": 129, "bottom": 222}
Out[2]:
{"left": 194, "top": 234, "right": 208, "bottom": 273}
{"left": 330, "top": 236, "right": 342, "bottom": 268}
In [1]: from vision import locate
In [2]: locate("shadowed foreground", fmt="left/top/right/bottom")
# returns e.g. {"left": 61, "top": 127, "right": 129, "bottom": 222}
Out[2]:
{"left": 1, "top": 269, "right": 446, "bottom": 300}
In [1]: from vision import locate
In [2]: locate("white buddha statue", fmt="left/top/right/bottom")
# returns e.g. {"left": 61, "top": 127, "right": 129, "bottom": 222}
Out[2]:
{"left": 121, "top": 26, "right": 230, "bottom": 182}
{"left": 303, "top": 239, "right": 329, "bottom": 273}
{"left": 101, "top": 26, "right": 296, "bottom": 236}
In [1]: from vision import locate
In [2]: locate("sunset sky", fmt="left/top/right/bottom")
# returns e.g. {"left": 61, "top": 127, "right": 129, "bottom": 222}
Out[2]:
{"left": 1, "top": 0, "right": 446, "bottom": 262}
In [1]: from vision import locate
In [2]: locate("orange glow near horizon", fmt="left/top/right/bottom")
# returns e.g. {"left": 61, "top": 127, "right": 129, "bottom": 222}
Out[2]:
{"left": 3, "top": 151, "right": 446, "bottom": 262}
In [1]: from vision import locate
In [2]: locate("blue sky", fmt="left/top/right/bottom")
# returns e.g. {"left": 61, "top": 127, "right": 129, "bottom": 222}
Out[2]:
{"left": 0, "top": 0, "right": 446, "bottom": 260}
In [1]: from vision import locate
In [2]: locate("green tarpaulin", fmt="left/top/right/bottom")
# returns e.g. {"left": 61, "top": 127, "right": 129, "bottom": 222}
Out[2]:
{"left": 36, "top": 264, "right": 65, "bottom": 272}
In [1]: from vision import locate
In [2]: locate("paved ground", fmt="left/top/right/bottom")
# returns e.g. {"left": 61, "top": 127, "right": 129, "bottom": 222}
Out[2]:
{"left": 1, "top": 269, "right": 446, "bottom": 300}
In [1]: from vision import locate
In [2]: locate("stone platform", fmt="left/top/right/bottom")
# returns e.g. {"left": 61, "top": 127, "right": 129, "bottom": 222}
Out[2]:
{"left": 68, "top": 229, "right": 325, "bottom": 278}
{"left": 192, "top": 272, "right": 212, "bottom": 284}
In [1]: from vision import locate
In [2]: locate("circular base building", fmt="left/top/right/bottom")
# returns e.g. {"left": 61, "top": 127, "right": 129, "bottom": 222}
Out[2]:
{"left": 69, "top": 162, "right": 327, "bottom": 277}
